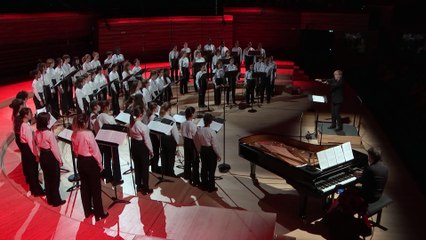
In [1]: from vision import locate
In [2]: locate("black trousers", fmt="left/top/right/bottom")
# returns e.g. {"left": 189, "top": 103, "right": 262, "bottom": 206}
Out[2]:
{"left": 160, "top": 135, "right": 177, "bottom": 176}
{"left": 21, "top": 143, "right": 44, "bottom": 195}
{"left": 171, "top": 63, "right": 179, "bottom": 82}
{"left": 149, "top": 133, "right": 160, "bottom": 172}
{"left": 331, "top": 102, "right": 342, "bottom": 127}
{"left": 226, "top": 77, "right": 237, "bottom": 104}
{"left": 214, "top": 86, "right": 222, "bottom": 105}
{"left": 183, "top": 137, "right": 200, "bottom": 184}
{"left": 77, "top": 156, "right": 104, "bottom": 219}
{"left": 40, "top": 150, "right": 62, "bottom": 205}
{"left": 257, "top": 77, "right": 270, "bottom": 103}
{"left": 33, "top": 94, "right": 44, "bottom": 110}
{"left": 180, "top": 67, "right": 189, "bottom": 94}
{"left": 192, "top": 68, "right": 199, "bottom": 92}
{"left": 131, "top": 139, "right": 150, "bottom": 191}
{"left": 198, "top": 87, "right": 206, "bottom": 107}
{"left": 200, "top": 146, "right": 217, "bottom": 191}
{"left": 111, "top": 90, "right": 120, "bottom": 116}
{"left": 245, "top": 80, "right": 255, "bottom": 104}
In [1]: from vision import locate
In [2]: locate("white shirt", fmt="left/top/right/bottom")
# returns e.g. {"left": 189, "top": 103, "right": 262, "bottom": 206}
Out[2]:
{"left": 204, "top": 44, "right": 215, "bottom": 52}
{"left": 75, "top": 88, "right": 86, "bottom": 113}
{"left": 181, "top": 120, "right": 197, "bottom": 139}
{"left": 181, "top": 47, "right": 191, "bottom": 54}
{"left": 82, "top": 62, "right": 92, "bottom": 72}
{"left": 254, "top": 62, "right": 267, "bottom": 73}
{"left": 212, "top": 54, "right": 221, "bottom": 69}
{"left": 122, "top": 71, "right": 134, "bottom": 91}
{"left": 94, "top": 73, "right": 107, "bottom": 89}
{"left": 62, "top": 63, "right": 71, "bottom": 76}
{"left": 163, "top": 114, "right": 179, "bottom": 144}
{"left": 131, "top": 65, "right": 143, "bottom": 77}
{"left": 142, "top": 88, "right": 152, "bottom": 106}
{"left": 194, "top": 57, "right": 206, "bottom": 63}
{"left": 196, "top": 70, "right": 206, "bottom": 89}
{"left": 219, "top": 46, "right": 229, "bottom": 57}
{"left": 104, "top": 57, "right": 113, "bottom": 68}
{"left": 109, "top": 71, "right": 120, "bottom": 93}
{"left": 179, "top": 57, "right": 189, "bottom": 74}
{"left": 44, "top": 67, "right": 55, "bottom": 88}
{"left": 155, "top": 77, "right": 165, "bottom": 91}
{"left": 129, "top": 120, "right": 153, "bottom": 153}
{"left": 112, "top": 54, "right": 124, "bottom": 64}
{"left": 90, "top": 59, "right": 101, "bottom": 69}
{"left": 32, "top": 78, "right": 44, "bottom": 101}
{"left": 245, "top": 70, "right": 253, "bottom": 84}
{"left": 194, "top": 126, "right": 220, "bottom": 157}
{"left": 169, "top": 50, "right": 179, "bottom": 66}
{"left": 96, "top": 112, "right": 117, "bottom": 134}
{"left": 213, "top": 68, "right": 225, "bottom": 87}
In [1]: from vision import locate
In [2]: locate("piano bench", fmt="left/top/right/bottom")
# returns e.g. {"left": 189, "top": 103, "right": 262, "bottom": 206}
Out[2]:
{"left": 366, "top": 194, "right": 393, "bottom": 231}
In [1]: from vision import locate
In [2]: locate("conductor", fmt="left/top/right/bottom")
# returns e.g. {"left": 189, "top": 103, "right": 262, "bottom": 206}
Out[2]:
{"left": 315, "top": 70, "right": 344, "bottom": 131}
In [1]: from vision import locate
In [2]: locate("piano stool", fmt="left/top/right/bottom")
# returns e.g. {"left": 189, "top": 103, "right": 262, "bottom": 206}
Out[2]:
{"left": 366, "top": 194, "right": 393, "bottom": 231}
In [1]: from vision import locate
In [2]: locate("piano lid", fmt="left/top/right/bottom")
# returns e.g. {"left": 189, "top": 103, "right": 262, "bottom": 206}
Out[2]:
{"left": 239, "top": 134, "right": 331, "bottom": 167}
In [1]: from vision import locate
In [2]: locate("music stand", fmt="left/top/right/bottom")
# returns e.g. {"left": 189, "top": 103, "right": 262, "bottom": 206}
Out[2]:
{"left": 252, "top": 72, "right": 266, "bottom": 108}
{"left": 114, "top": 112, "right": 134, "bottom": 175}
{"left": 57, "top": 128, "right": 80, "bottom": 192}
{"left": 96, "top": 124, "right": 130, "bottom": 209}
{"left": 310, "top": 95, "right": 327, "bottom": 135}
{"left": 219, "top": 89, "right": 230, "bottom": 173}
{"left": 225, "top": 70, "right": 239, "bottom": 108}
{"left": 147, "top": 118, "right": 175, "bottom": 186}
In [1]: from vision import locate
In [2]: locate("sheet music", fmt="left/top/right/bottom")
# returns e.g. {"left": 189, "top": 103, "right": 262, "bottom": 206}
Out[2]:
{"left": 334, "top": 145, "right": 345, "bottom": 164}
{"left": 317, "top": 151, "right": 329, "bottom": 170}
{"left": 173, "top": 114, "right": 186, "bottom": 124}
{"left": 48, "top": 114, "right": 57, "bottom": 129}
{"left": 115, "top": 112, "right": 131, "bottom": 124}
{"left": 36, "top": 107, "right": 47, "bottom": 115}
{"left": 325, "top": 148, "right": 338, "bottom": 167}
{"left": 57, "top": 128, "right": 73, "bottom": 142}
{"left": 342, "top": 142, "right": 354, "bottom": 161}
{"left": 95, "top": 129, "right": 127, "bottom": 145}
{"left": 148, "top": 120, "right": 173, "bottom": 135}
{"left": 312, "top": 95, "right": 326, "bottom": 103}
{"left": 197, "top": 119, "right": 223, "bottom": 132}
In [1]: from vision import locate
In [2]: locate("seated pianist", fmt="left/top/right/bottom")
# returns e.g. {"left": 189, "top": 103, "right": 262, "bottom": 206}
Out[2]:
{"left": 353, "top": 147, "right": 388, "bottom": 203}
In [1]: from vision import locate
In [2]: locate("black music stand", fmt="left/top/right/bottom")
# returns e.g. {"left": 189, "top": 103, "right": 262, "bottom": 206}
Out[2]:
{"left": 96, "top": 124, "right": 130, "bottom": 209}
{"left": 309, "top": 95, "right": 327, "bottom": 137}
{"left": 201, "top": 50, "right": 213, "bottom": 73}
{"left": 252, "top": 72, "right": 266, "bottom": 108}
{"left": 147, "top": 118, "right": 175, "bottom": 186}
{"left": 225, "top": 70, "right": 239, "bottom": 108}
{"left": 218, "top": 90, "right": 230, "bottom": 173}
{"left": 57, "top": 128, "right": 80, "bottom": 192}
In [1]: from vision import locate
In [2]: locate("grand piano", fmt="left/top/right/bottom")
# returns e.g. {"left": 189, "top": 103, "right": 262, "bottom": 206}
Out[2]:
{"left": 239, "top": 134, "right": 368, "bottom": 218}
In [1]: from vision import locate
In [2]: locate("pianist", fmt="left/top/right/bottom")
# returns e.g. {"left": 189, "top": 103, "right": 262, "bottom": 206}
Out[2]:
{"left": 354, "top": 147, "right": 388, "bottom": 203}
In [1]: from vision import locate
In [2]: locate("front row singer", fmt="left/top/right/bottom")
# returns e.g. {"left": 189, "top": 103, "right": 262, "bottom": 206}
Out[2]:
{"left": 129, "top": 106, "right": 154, "bottom": 195}
{"left": 159, "top": 102, "right": 180, "bottom": 177}
{"left": 35, "top": 112, "right": 65, "bottom": 207}
{"left": 194, "top": 113, "right": 221, "bottom": 192}
{"left": 71, "top": 114, "right": 108, "bottom": 221}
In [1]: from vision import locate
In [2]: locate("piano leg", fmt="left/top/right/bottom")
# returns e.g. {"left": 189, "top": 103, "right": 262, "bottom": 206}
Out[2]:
{"left": 250, "top": 162, "right": 257, "bottom": 179}
{"left": 299, "top": 194, "right": 308, "bottom": 222}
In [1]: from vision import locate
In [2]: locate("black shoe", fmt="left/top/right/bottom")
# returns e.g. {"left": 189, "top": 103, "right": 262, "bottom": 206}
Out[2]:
{"left": 112, "top": 179, "right": 124, "bottom": 186}
{"left": 190, "top": 181, "right": 200, "bottom": 187}
{"left": 335, "top": 127, "right": 343, "bottom": 131}
{"left": 328, "top": 125, "right": 336, "bottom": 129}
{"left": 52, "top": 200, "right": 66, "bottom": 207}
{"left": 96, "top": 212, "right": 109, "bottom": 221}
{"left": 208, "top": 187, "right": 218, "bottom": 193}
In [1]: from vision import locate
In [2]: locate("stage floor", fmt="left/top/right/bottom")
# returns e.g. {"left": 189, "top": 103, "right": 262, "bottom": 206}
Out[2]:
{"left": 1, "top": 66, "right": 424, "bottom": 239}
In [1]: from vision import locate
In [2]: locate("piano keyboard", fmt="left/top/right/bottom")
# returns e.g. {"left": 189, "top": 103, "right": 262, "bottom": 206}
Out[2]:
{"left": 316, "top": 172, "right": 357, "bottom": 193}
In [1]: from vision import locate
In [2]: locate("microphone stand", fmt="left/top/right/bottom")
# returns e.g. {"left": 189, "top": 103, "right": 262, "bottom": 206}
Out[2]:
{"left": 218, "top": 85, "right": 230, "bottom": 173}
